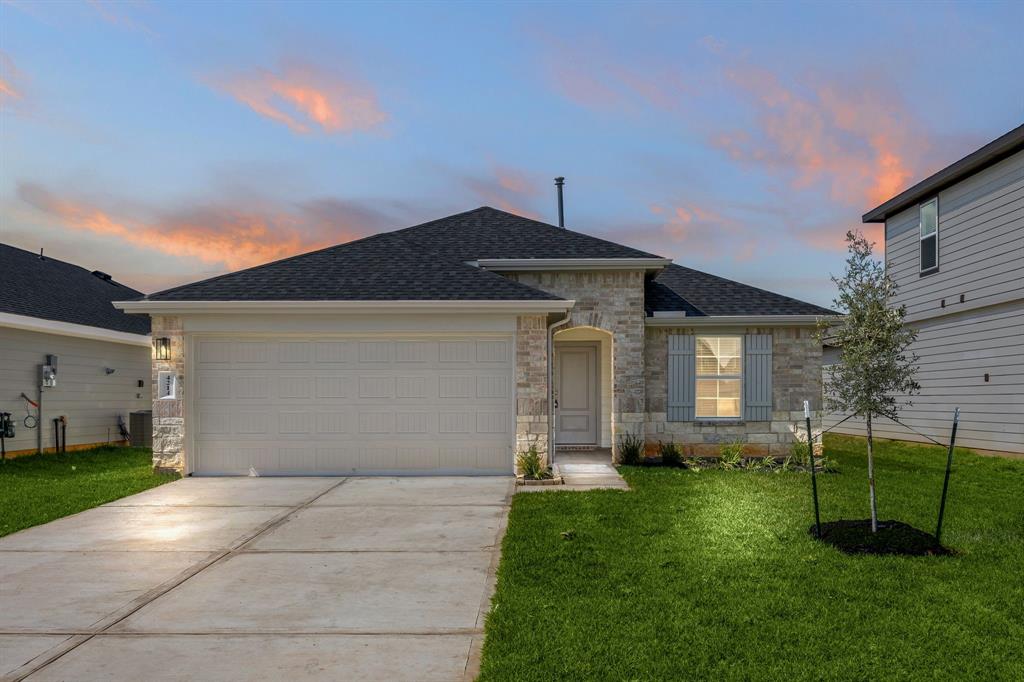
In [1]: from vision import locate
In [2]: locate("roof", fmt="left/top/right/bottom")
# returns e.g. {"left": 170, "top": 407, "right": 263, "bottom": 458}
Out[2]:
{"left": 145, "top": 207, "right": 657, "bottom": 302}
{"left": 146, "top": 229, "right": 563, "bottom": 302}
{"left": 646, "top": 264, "right": 837, "bottom": 317}
{"left": 0, "top": 243, "right": 150, "bottom": 335}
{"left": 390, "top": 206, "right": 664, "bottom": 260}
{"left": 863, "top": 123, "right": 1024, "bottom": 223}
{"left": 141, "top": 206, "right": 832, "bottom": 318}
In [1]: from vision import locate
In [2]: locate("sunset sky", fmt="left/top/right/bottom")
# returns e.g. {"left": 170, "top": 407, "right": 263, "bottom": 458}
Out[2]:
{"left": 2, "top": 1, "right": 1022, "bottom": 306}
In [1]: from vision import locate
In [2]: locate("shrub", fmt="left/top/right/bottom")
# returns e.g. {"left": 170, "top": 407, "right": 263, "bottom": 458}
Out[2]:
{"left": 683, "top": 456, "right": 703, "bottom": 471}
{"left": 618, "top": 430, "right": 645, "bottom": 466}
{"left": 718, "top": 441, "right": 744, "bottom": 470}
{"left": 746, "top": 454, "right": 776, "bottom": 472}
{"left": 516, "top": 445, "right": 547, "bottom": 479}
{"left": 658, "top": 439, "right": 683, "bottom": 467}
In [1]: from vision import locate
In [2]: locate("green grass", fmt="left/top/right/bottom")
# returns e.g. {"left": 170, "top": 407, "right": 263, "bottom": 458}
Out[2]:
{"left": 480, "top": 434, "right": 1024, "bottom": 681}
{"left": 0, "top": 446, "right": 179, "bottom": 537}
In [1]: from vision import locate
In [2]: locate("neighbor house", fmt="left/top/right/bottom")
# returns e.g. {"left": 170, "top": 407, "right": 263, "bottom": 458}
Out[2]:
{"left": 825, "top": 123, "right": 1024, "bottom": 456}
{"left": 0, "top": 244, "right": 151, "bottom": 455}
{"left": 116, "top": 207, "right": 835, "bottom": 475}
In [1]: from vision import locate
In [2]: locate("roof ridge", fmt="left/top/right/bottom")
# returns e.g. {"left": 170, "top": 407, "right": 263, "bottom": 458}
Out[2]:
{"left": 392, "top": 205, "right": 667, "bottom": 260}
{"left": 0, "top": 242, "right": 143, "bottom": 297}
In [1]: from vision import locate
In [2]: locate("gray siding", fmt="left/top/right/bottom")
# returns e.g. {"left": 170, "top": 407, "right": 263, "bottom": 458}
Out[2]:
{"left": 0, "top": 327, "right": 150, "bottom": 453}
{"left": 832, "top": 147, "right": 1024, "bottom": 455}
{"left": 823, "top": 300, "right": 1024, "bottom": 455}
{"left": 886, "top": 149, "right": 1024, "bottom": 322}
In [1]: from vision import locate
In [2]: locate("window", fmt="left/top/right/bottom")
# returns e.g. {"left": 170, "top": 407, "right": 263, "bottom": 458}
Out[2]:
{"left": 920, "top": 198, "right": 938, "bottom": 274}
{"left": 695, "top": 336, "right": 742, "bottom": 418}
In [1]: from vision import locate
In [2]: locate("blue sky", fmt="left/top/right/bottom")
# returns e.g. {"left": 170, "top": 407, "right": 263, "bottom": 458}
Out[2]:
{"left": 2, "top": 0, "right": 1022, "bottom": 305}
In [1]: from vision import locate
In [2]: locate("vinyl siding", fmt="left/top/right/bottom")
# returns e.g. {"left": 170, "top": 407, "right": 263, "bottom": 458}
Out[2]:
{"left": 824, "top": 300, "right": 1024, "bottom": 454}
{"left": 885, "top": 149, "right": 1024, "bottom": 322}
{"left": 0, "top": 327, "right": 150, "bottom": 452}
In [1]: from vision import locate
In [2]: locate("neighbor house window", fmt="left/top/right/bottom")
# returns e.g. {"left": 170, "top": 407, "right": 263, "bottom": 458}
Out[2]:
{"left": 920, "top": 198, "right": 939, "bottom": 274}
{"left": 695, "top": 336, "right": 742, "bottom": 418}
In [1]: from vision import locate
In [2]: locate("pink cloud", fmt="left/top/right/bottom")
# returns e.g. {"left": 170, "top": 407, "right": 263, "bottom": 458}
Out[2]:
{"left": 211, "top": 60, "right": 387, "bottom": 135}
{"left": 534, "top": 33, "right": 687, "bottom": 114}
{"left": 0, "top": 51, "right": 24, "bottom": 106}
{"left": 16, "top": 182, "right": 393, "bottom": 272}
{"left": 462, "top": 165, "right": 542, "bottom": 219}
{"left": 712, "top": 65, "right": 927, "bottom": 210}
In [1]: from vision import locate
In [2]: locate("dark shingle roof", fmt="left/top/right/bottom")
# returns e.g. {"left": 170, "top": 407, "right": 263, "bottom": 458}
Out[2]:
{"left": 0, "top": 243, "right": 150, "bottom": 334}
{"left": 393, "top": 206, "right": 664, "bottom": 260}
{"left": 146, "top": 206, "right": 658, "bottom": 302}
{"left": 141, "top": 205, "right": 832, "bottom": 317}
{"left": 147, "top": 230, "right": 562, "bottom": 301}
{"left": 647, "top": 264, "right": 837, "bottom": 317}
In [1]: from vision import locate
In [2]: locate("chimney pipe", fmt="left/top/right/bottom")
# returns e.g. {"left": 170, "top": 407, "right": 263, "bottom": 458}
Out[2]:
{"left": 554, "top": 177, "right": 565, "bottom": 228}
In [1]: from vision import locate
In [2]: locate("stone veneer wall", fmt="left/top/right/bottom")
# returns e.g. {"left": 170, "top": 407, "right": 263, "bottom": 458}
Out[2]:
{"left": 506, "top": 270, "right": 647, "bottom": 461}
{"left": 644, "top": 326, "right": 823, "bottom": 457}
{"left": 515, "top": 314, "right": 550, "bottom": 462}
{"left": 150, "top": 315, "right": 187, "bottom": 473}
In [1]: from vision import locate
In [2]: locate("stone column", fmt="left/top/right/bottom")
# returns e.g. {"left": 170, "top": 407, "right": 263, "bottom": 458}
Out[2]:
{"left": 515, "top": 314, "right": 549, "bottom": 466}
{"left": 151, "top": 315, "right": 186, "bottom": 474}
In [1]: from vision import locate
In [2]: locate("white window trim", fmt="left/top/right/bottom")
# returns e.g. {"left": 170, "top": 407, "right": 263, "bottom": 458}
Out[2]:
{"left": 919, "top": 197, "right": 939, "bottom": 275}
{"left": 694, "top": 334, "right": 743, "bottom": 420}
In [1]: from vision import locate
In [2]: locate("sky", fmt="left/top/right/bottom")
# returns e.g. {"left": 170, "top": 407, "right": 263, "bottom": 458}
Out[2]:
{"left": 2, "top": 1, "right": 1022, "bottom": 307}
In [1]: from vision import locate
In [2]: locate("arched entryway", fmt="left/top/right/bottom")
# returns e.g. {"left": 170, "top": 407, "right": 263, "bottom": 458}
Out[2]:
{"left": 553, "top": 326, "right": 613, "bottom": 451}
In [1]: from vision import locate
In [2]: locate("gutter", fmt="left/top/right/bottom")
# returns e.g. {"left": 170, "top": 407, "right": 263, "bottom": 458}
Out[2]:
{"left": 644, "top": 314, "right": 837, "bottom": 327}
{"left": 0, "top": 312, "right": 151, "bottom": 346}
{"left": 115, "top": 299, "right": 576, "bottom": 315}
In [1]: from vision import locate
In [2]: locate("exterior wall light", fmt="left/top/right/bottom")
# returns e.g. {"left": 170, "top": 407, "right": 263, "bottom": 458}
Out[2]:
{"left": 154, "top": 337, "right": 171, "bottom": 361}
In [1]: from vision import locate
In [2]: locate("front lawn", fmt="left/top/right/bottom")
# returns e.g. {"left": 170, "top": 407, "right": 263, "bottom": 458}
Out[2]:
{"left": 0, "top": 446, "right": 178, "bottom": 537}
{"left": 480, "top": 435, "right": 1024, "bottom": 680}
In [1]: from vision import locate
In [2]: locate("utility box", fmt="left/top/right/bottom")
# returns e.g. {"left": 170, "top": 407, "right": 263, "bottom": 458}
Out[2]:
{"left": 130, "top": 410, "right": 152, "bottom": 448}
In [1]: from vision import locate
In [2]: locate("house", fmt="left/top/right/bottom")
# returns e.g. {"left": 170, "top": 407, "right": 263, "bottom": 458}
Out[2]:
{"left": 0, "top": 244, "right": 151, "bottom": 456}
{"left": 825, "top": 123, "right": 1024, "bottom": 456}
{"left": 116, "top": 207, "right": 835, "bottom": 475}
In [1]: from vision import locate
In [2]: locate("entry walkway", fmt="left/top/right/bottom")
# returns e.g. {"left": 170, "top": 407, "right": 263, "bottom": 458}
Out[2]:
{"left": 521, "top": 449, "right": 629, "bottom": 492}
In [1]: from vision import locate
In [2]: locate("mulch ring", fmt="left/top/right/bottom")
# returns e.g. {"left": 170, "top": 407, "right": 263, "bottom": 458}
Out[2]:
{"left": 812, "top": 519, "right": 954, "bottom": 556}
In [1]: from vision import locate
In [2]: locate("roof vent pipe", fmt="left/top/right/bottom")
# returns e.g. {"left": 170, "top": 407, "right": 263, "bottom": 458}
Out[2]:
{"left": 554, "top": 177, "right": 565, "bottom": 228}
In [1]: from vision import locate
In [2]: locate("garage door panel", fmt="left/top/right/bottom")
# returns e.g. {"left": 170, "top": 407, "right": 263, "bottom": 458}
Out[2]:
{"left": 193, "top": 335, "right": 513, "bottom": 475}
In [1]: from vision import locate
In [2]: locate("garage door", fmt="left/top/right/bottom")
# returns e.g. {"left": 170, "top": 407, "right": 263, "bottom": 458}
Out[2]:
{"left": 191, "top": 335, "right": 515, "bottom": 475}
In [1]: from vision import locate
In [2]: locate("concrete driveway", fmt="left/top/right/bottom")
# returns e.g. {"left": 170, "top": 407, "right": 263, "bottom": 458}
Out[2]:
{"left": 0, "top": 476, "right": 513, "bottom": 681}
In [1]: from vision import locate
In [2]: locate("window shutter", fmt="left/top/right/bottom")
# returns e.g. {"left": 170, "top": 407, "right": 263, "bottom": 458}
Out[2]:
{"left": 667, "top": 334, "right": 695, "bottom": 421}
{"left": 743, "top": 334, "right": 772, "bottom": 421}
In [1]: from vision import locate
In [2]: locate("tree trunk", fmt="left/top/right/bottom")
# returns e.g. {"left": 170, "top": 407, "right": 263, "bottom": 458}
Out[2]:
{"left": 866, "top": 412, "right": 879, "bottom": 533}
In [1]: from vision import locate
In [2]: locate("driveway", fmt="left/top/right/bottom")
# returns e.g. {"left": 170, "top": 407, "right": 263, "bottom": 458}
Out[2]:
{"left": 0, "top": 476, "right": 513, "bottom": 681}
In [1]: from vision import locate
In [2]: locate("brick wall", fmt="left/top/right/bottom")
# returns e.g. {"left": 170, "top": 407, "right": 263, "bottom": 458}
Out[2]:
{"left": 644, "top": 326, "right": 823, "bottom": 457}
{"left": 150, "top": 315, "right": 186, "bottom": 473}
{"left": 515, "top": 314, "right": 549, "bottom": 462}
{"left": 507, "top": 270, "right": 646, "bottom": 460}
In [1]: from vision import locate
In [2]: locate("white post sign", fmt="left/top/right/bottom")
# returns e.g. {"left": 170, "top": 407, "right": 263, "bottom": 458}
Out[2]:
{"left": 157, "top": 371, "right": 177, "bottom": 400}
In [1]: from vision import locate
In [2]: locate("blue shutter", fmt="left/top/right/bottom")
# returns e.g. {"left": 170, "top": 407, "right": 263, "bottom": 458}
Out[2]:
{"left": 667, "top": 335, "right": 695, "bottom": 422}
{"left": 743, "top": 334, "right": 773, "bottom": 421}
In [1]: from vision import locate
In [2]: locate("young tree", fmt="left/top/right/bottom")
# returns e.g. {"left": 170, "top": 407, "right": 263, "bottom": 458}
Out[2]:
{"left": 820, "top": 231, "right": 920, "bottom": 532}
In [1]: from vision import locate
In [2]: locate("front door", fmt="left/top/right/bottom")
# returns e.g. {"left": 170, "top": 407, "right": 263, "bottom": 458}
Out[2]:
{"left": 555, "top": 343, "right": 599, "bottom": 445}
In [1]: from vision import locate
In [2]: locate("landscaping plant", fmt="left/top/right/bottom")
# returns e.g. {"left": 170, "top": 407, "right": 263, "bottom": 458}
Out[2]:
{"left": 516, "top": 445, "right": 547, "bottom": 480}
{"left": 658, "top": 439, "right": 683, "bottom": 467}
{"left": 718, "top": 441, "right": 744, "bottom": 470}
{"left": 617, "top": 430, "right": 645, "bottom": 466}
{"left": 819, "top": 231, "right": 920, "bottom": 532}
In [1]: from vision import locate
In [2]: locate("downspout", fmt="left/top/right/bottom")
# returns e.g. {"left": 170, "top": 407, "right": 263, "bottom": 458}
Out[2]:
{"left": 547, "top": 312, "right": 572, "bottom": 468}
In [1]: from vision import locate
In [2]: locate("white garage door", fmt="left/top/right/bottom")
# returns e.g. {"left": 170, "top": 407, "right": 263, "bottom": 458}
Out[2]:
{"left": 191, "top": 335, "right": 515, "bottom": 475}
